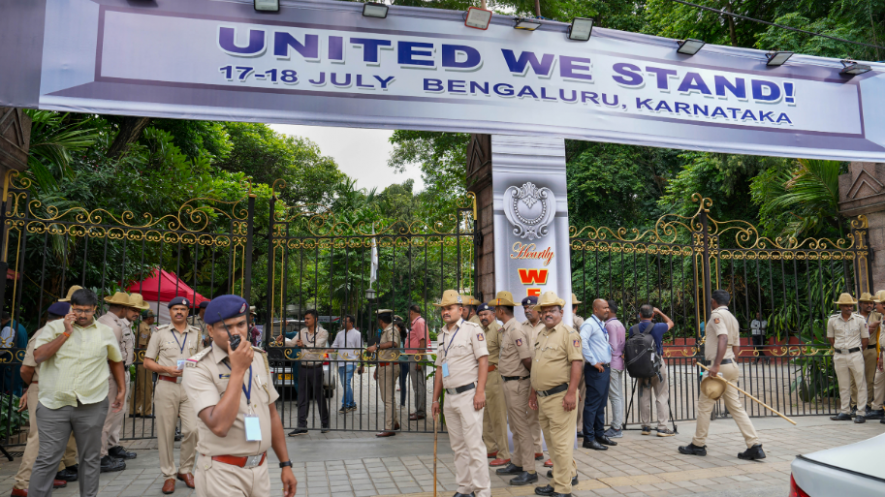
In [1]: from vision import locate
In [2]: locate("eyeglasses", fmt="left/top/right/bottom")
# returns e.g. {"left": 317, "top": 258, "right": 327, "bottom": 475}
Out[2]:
{"left": 71, "top": 308, "right": 95, "bottom": 315}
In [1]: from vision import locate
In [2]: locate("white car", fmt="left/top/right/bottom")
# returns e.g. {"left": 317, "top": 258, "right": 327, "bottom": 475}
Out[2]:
{"left": 790, "top": 433, "right": 885, "bottom": 496}
{"left": 271, "top": 351, "right": 337, "bottom": 399}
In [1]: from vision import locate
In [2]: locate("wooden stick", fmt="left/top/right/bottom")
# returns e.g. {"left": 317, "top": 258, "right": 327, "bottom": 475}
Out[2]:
{"left": 697, "top": 362, "right": 797, "bottom": 425}
{"left": 433, "top": 414, "right": 438, "bottom": 497}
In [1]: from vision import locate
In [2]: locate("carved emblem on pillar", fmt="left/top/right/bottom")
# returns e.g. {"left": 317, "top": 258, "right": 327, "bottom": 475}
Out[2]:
{"left": 503, "top": 182, "right": 555, "bottom": 240}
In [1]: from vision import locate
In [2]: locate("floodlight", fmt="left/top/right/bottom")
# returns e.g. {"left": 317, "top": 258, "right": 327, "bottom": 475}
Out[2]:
{"left": 765, "top": 51, "right": 793, "bottom": 66}
{"left": 840, "top": 59, "right": 872, "bottom": 76}
{"left": 465, "top": 6, "right": 492, "bottom": 30}
{"left": 676, "top": 39, "right": 705, "bottom": 55}
{"left": 515, "top": 18, "right": 542, "bottom": 31}
{"left": 362, "top": 2, "right": 389, "bottom": 19}
{"left": 568, "top": 17, "right": 594, "bottom": 41}
{"left": 254, "top": 0, "right": 279, "bottom": 12}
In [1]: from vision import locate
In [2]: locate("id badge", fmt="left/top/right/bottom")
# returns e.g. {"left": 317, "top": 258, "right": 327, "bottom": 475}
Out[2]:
{"left": 177, "top": 359, "right": 186, "bottom": 371}
{"left": 442, "top": 363, "right": 450, "bottom": 378}
{"left": 244, "top": 414, "right": 262, "bottom": 442}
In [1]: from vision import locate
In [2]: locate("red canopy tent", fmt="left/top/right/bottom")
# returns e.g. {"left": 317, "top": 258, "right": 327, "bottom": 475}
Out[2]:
{"left": 127, "top": 269, "right": 209, "bottom": 306}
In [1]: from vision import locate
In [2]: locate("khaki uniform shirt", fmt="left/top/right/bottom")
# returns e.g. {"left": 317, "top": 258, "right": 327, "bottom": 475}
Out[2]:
{"left": 469, "top": 315, "right": 481, "bottom": 326}
{"left": 98, "top": 313, "right": 135, "bottom": 366}
{"left": 146, "top": 324, "right": 202, "bottom": 378}
{"left": 188, "top": 315, "right": 207, "bottom": 335}
{"left": 377, "top": 323, "right": 400, "bottom": 362}
{"left": 136, "top": 322, "right": 154, "bottom": 348}
{"left": 531, "top": 323, "right": 583, "bottom": 392}
{"left": 482, "top": 320, "right": 502, "bottom": 366}
{"left": 574, "top": 314, "right": 584, "bottom": 329}
{"left": 184, "top": 344, "right": 279, "bottom": 458}
{"left": 863, "top": 311, "right": 881, "bottom": 346}
{"left": 827, "top": 313, "right": 868, "bottom": 350}
{"left": 285, "top": 326, "right": 328, "bottom": 366}
{"left": 705, "top": 307, "right": 738, "bottom": 362}
{"left": 522, "top": 320, "right": 545, "bottom": 359}
{"left": 498, "top": 318, "right": 531, "bottom": 377}
{"left": 23, "top": 324, "right": 52, "bottom": 383}
{"left": 434, "top": 319, "right": 488, "bottom": 389}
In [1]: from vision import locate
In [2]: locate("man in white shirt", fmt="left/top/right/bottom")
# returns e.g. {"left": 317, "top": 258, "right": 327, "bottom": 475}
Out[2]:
{"left": 750, "top": 312, "right": 767, "bottom": 362}
{"left": 331, "top": 315, "right": 363, "bottom": 413}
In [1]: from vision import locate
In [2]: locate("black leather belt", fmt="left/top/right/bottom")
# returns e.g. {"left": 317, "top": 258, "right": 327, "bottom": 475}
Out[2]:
{"left": 446, "top": 383, "right": 476, "bottom": 395}
{"left": 720, "top": 359, "right": 734, "bottom": 365}
{"left": 502, "top": 375, "right": 529, "bottom": 382}
{"left": 868, "top": 345, "right": 877, "bottom": 350}
{"left": 536, "top": 383, "right": 568, "bottom": 398}
{"left": 836, "top": 347, "right": 861, "bottom": 354}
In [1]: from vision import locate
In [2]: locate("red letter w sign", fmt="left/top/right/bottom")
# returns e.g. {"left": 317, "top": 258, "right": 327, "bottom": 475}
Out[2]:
{"left": 518, "top": 268, "right": 548, "bottom": 285}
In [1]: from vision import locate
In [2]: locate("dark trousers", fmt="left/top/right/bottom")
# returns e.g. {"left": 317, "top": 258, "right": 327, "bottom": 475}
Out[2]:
{"left": 752, "top": 335, "right": 765, "bottom": 358}
{"left": 297, "top": 365, "right": 329, "bottom": 428}
{"left": 398, "top": 363, "right": 409, "bottom": 405}
{"left": 582, "top": 363, "right": 611, "bottom": 439}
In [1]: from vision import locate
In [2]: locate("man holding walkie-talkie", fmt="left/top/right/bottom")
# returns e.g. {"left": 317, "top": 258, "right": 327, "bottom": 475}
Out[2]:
{"left": 183, "top": 295, "right": 297, "bottom": 497}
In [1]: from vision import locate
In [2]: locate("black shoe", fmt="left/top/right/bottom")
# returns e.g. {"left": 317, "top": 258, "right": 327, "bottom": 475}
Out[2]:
{"left": 128, "top": 413, "right": 139, "bottom": 418}
{"left": 100, "top": 456, "right": 126, "bottom": 473}
{"left": 288, "top": 428, "right": 309, "bottom": 437}
{"left": 108, "top": 446, "right": 137, "bottom": 460}
{"left": 535, "top": 485, "right": 555, "bottom": 496}
{"left": 545, "top": 471, "right": 578, "bottom": 485}
{"left": 496, "top": 463, "right": 523, "bottom": 475}
{"left": 55, "top": 466, "right": 78, "bottom": 482}
{"left": 678, "top": 444, "right": 707, "bottom": 456}
{"left": 596, "top": 436, "right": 617, "bottom": 446}
{"left": 855, "top": 415, "right": 866, "bottom": 424}
{"left": 641, "top": 425, "right": 652, "bottom": 435}
{"left": 582, "top": 438, "right": 607, "bottom": 451}
{"left": 452, "top": 493, "right": 475, "bottom": 497}
{"left": 851, "top": 406, "right": 857, "bottom": 417}
{"left": 144, "top": 414, "right": 155, "bottom": 419}
{"left": 576, "top": 431, "right": 584, "bottom": 439}
{"left": 864, "top": 409, "right": 884, "bottom": 419}
{"left": 830, "top": 413, "right": 853, "bottom": 421}
{"left": 321, "top": 427, "right": 331, "bottom": 434}
{"left": 175, "top": 427, "right": 182, "bottom": 442}
{"left": 880, "top": 417, "right": 885, "bottom": 424}
{"left": 737, "top": 444, "right": 766, "bottom": 460}
{"left": 510, "top": 471, "right": 539, "bottom": 486}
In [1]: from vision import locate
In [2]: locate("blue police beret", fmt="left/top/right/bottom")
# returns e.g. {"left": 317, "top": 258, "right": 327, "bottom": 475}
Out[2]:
{"left": 198, "top": 301, "right": 210, "bottom": 309}
{"left": 204, "top": 295, "right": 249, "bottom": 325}
{"left": 48, "top": 302, "right": 70, "bottom": 316}
{"left": 521, "top": 296, "right": 538, "bottom": 306}
{"left": 477, "top": 303, "right": 494, "bottom": 313}
{"left": 168, "top": 297, "right": 191, "bottom": 309}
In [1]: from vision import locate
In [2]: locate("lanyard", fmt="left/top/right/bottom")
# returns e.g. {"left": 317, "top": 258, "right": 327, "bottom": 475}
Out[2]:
{"left": 442, "top": 325, "right": 460, "bottom": 361}
{"left": 592, "top": 316, "right": 608, "bottom": 341}
{"left": 223, "top": 361, "right": 253, "bottom": 406}
{"left": 172, "top": 330, "right": 189, "bottom": 355}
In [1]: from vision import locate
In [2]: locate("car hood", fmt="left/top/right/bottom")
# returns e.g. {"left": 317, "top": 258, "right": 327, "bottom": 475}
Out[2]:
{"left": 802, "top": 433, "right": 885, "bottom": 480}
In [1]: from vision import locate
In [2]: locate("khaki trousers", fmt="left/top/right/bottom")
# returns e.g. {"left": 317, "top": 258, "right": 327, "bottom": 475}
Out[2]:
{"left": 129, "top": 365, "right": 154, "bottom": 416}
{"left": 538, "top": 391, "right": 577, "bottom": 494}
{"left": 836, "top": 351, "right": 867, "bottom": 415}
{"left": 444, "top": 389, "right": 490, "bottom": 497}
{"left": 850, "top": 346, "right": 877, "bottom": 409}
{"left": 378, "top": 365, "right": 399, "bottom": 430}
{"left": 502, "top": 378, "right": 534, "bottom": 472}
{"left": 482, "top": 370, "right": 510, "bottom": 460}
{"left": 101, "top": 371, "right": 129, "bottom": 456}
{"left": 14, "top": 384, "right": 78, "bottom": 490}
{"left": 575, "top": 374, "right": 586, "bottom": 432}
{"left": 195, "top": 457, "right": 270, "bottom": 497}
{"left": 692, "top": 363, "right": 759, "bottom": 448}
{"left": 155, "top": 380, "right": 198, "bottom": 478}
{"left": 871, "top": 351, "right": 885, "bottom": 410}
{"left": 529, "top": 404, "right": 542, "bottom": 454}
{"left": 638, "top": 366, "right": 670, "bottom": 429}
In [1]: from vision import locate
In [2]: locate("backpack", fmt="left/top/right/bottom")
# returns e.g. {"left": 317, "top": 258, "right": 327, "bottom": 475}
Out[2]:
{"left": 625, "top": 322, "right": 662, "bottom": 379}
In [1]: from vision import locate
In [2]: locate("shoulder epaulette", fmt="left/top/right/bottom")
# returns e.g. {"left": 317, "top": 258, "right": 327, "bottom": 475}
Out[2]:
{"left": 156, "top": 323, "right": 172, "bottom": 330}
{"left": 251, "top": 346, "right": 266, "bottom": 354}
{"left": 186, "top": 346, "right": 212, "bottom": 367}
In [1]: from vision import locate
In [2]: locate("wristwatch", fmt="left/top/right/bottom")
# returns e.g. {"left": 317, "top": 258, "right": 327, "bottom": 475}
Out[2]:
{"left": 279, "top": 461, "right": 293, "bottom": 469}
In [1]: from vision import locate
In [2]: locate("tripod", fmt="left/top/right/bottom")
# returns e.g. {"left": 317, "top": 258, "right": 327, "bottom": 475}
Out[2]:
{"left": 623, "top": 371, "right": 678, "bottom": 434}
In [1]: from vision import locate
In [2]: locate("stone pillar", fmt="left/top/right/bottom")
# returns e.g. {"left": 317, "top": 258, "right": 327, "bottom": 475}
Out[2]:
{"left": 838, "top": 162, "right": 882, "bottom": 293}
{"left": 466, "top": 134, "right": 494, "bottom": 302}
{"left": 0, "top": 107, "right": 31, "bottom": 182}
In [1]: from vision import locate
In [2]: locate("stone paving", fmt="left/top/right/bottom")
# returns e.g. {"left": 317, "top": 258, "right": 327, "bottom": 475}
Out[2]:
{"left": 1, "top": 414, "right": 882, "bottom": 496}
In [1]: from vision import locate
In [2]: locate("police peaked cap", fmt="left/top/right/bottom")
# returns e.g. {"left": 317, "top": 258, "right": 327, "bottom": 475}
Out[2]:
{"left": 204, "top": 295, "right": 249, "bottom": 325}
{"left": 168, "top": 297, "right": 191, "bottom": 309}
{"left": 198, "top": 301, "right": 210, "bottom": 309}
{"left": 47, "top": 302, "right": 71, "bottom": 316}
{"left": 521, "top": 295, "right": 538, "bottom": 306}
{"left": 477, "top": 303, "right": 495, "bottom": 314}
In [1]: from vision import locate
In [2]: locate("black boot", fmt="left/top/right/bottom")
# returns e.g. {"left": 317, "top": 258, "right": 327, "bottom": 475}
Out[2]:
{"left": 545, "top": 470, "right": 578, "bottom": 485}
{"left": 509, "top": 471, "right": 539, "bottom": 486}
{"left": 582, "top": 438, "right": 607, "bottom": 450}
{"left": 100, "top": 456, "right": 126, "bottom": 472}
{"left": 737, "top": 444, "right": 766, "bottom": 460}
{"left": 678, "top": 444, "right": 707, "bottom": 456}
{"left": 108, "top": 446, "right": 137, "bottom": 460}
{"left": 55, "top": 464, "right": 78, "bottom": 482}
{"left": 496, "top": 463, "right": 523, "bottom": 475}
{"left": 830, "top": 413, "right": 852, "bottom": 421}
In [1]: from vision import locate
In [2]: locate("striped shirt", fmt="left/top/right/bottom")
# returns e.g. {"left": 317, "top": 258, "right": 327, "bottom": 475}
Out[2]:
{"left": 34, "top": 318, "right": 123, "bottom": 409}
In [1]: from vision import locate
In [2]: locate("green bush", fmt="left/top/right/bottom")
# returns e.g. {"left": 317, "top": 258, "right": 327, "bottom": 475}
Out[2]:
{"left": 0, "top": 393, "right": 29, "bottom": 439}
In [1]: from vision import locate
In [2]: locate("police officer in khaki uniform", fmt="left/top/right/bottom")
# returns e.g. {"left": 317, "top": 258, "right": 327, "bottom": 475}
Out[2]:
{"left": 143, "top": 297, "right": 202, "bottom": 493}
{"left": 367, "top": 309, "right": 401, "bottom": 437}
{"left": 493, "top": 291, "right": 538, "bottom": 486}
{"left": 529, "top": 291, "right": 583, "bottom": 497}
{"left": 189, "top": 301, "right": 210, "bottom": 347}
{"left": 867, "top": 290, "right": 885, "bottom": 421}
{"left": 97, "top": 292, "right": 140, "bottom": 471}
{"left": 183, "top": 295, "right": 296, "bottom": 497}
{"left": 852, "top": 292, "right": 880, "bottom": 414}
{"left": 679, "top": 290, "right": 764, "bottom": 459}
{"left": 521, "top": 295, "right": 546, "bottom": 465}
{"left": 827, "top": 293, "right": 869, "bottom": 422}
{"left": 571, "top": 293, "right": 587, "bottom": 437}
{"left": 431, "top": 290, "right": 490, "bottom": 497}
{"left": 130, "top": 309, "right": 157, "bottom": 418}
{"left": 477, "top": 302, "right": 510, "bottom": 467}
{"left": 461, "top": 295, "right": 481, "bottom": 325}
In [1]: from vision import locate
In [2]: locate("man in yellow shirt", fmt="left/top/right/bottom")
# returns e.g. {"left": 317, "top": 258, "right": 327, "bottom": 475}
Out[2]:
{"left": 28, "top": 288, "right": 126, "bottom": 497}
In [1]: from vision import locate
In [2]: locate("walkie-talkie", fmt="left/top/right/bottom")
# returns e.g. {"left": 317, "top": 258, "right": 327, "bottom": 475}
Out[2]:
{"left": 217, "top": 312, "right": 241, "bottom": 350}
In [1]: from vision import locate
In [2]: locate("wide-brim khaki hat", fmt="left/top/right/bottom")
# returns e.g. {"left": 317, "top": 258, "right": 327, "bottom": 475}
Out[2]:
{"left": 859, "top": 292, "right": 876, "bottom": 303}
{"left": 460, "top": 295, "right": 480, "bottom": 306}
{"left": 104, "top": 291, "right": 131, "bottom": 306}
{"left": 433, "top": 290, "right": 464, "bottom": 307}
{"left": 875, "top": 290, "right": 885, "bottom": 303}
{"left": 572, "top": 293, "right": 582, "bottom": 305}
{"left": 127, "top": 293, "right": 150, "bottom": 311}
{"left": 492, "top": 291, "right": 517, "bottom": 307}
{"left": 700, "top": 375, "right": 727, "bottom": 400}
{"left": 59, "top": 285, "right": 83, "bottom": 302}
{"left": 833, "top": 293, "right": 858, "bottom": 306}
{"left": 533, "top": 291, "right": 565, "bottom": 309}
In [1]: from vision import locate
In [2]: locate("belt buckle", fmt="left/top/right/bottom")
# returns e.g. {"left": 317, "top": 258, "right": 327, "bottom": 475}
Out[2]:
{"left": 244, "top": 454, "right": 262, "bottom": 468}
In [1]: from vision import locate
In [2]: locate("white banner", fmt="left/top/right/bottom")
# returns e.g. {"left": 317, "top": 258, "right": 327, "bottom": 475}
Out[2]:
{"left": 2, "top": 0, "right": 884, "bottom": 160}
